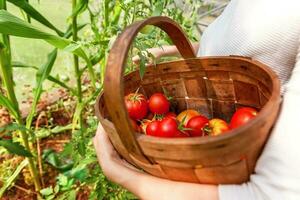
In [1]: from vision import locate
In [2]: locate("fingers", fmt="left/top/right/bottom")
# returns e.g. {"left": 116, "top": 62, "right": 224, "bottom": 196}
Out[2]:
{"left": 93, "top": 123, "right": 144, "bottom": 179}
{"left": 132, "top": 55, "right": 140, "bottom": 65}
{"left": 132, "top": 49, "right": 159, "bottom": 66}
{"left": 93, "top": 123, "right": 114, "bottom": 160}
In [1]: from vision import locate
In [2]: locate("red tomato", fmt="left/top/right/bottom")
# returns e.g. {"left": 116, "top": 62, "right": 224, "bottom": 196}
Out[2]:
{"left": 204, "top": 119, "right": 229, "bottom": 136}
{"left": 157, "top": 117, "right": 179, "bottom": 137}
{"left": 164, "top": 112, "right": 177, "bottom": 119}
{"left": 186, "top": 115, "right": 209, "bottom": 137}
{"left": 125, "top": 93, "right": 148, "bottom": 120}
{"left": 148, "top": 93, "right": 170, "bottom": 115}
{"left": 230, "top": 107, "right": 258, "bottom": 129}
{"left": 174, "top": 130, "right": 190, "bottom": 138}
{"left": 146, "top": 120, "right": 161, "bottom": 136}
{"left": 176, "top": 109, "right": 200, "bottom": 126}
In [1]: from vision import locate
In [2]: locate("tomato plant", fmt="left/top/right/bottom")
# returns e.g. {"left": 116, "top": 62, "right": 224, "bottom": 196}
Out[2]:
{"left": 230, "top": 107, "right": 258, "bottom": 129}
{"left": 186, "top": 115, "right": 209, "bottom": 137}
{"left": 125, "top": 93, "right": 148, "bottom": 120}
{"left": 148, "top": 93, "right": 170, "bottom": 115}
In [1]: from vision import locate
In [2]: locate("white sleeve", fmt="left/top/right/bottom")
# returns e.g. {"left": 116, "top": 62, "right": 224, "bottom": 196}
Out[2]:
{"left": 218, "top": 48, "right": 300, "bottom": 200}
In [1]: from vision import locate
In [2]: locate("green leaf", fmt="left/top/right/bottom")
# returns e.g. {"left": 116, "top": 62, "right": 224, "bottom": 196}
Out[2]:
{"left": 111, "top": 1, "right": 122, "bottom": 26}
{"left": 12, "top": 62, "right": 38, "bottom": 70}
{"left": 69, "top": 0, "right": 88, "bottom": 19}
{"left": 0, "top": 10, "right": 93, "bottom": 73}
{"left": 0, "top": 10, "right": 69, "bottom": 48}
{"left": 64, "top": 164, "right": 88, "bottom": 182}
{"left": 26, "top": 49, "right": 57, "bottom": 129}
{"left": 0, "top": 123, "right": 32, "bottom": 134}
{"left": 67, "top": 189, "right": 76, "bottom": 200}
{"left": 51, "top": 124, "right": 73, "bottom": 134}
{"left": 58, "top": 174, "right": 69, "bottom": 186}
{"left": 103, "top": 0, "right": 110, "bottom": 27}
{"left": 40, "top": 187, "right": 54, "bottom": 196}
{"left": 42, "top": 149, "right": 74, "bottom": 172}
{"left": 47, "top": 194, "right": 56, "bottom": 200}
{"left": 63, "top": 42, "right": 81, "bottom": 52}
{"left": 0, "top": 140, "right": 32, "bottom": 157}
{"left": 35, "top": 128, "right": 51, "bottom": 138}
{"left": 7, "top": 0, "right": 64, "bottom": 36}
{"left": 0, "top": 93, "right": 18, "bottom": 119}
{"left": 64, "top": 23, "right": 87, "bottom": 38}
{"left": 0, "top": 159, "right": 28, "bottom": 197}
{"left": 12, "top": 62, "right": 76, "bottom": 94}
{"left": 54, "top": 184, "right": 60, "bottom": 194}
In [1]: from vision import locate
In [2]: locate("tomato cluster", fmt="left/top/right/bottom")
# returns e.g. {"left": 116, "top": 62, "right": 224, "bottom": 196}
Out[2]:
{"left": 125, "top": 92, "right": 258, "bottom": 138}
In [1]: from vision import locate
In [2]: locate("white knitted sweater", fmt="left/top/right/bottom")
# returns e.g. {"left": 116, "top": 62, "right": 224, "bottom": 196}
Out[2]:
{"left": 198, "top": 0, "right": 300, "bottom": 199}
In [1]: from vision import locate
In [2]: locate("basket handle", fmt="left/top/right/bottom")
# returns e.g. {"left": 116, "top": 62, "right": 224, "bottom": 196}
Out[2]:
{"left": 104, "top": 16, "right": 196, "bottom": 163}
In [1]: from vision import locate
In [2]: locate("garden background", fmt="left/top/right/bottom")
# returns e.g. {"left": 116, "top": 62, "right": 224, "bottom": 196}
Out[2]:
{"left": 0, "top": 0, "right": 227, "bottom": 199}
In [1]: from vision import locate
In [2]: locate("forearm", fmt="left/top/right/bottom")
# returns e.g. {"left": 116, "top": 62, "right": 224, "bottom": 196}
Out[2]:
{"left": 154, "top": 42, "right": 199, "bottom": 58}
{"left": 115, "top": 164, "right": 218, "bottom": 200}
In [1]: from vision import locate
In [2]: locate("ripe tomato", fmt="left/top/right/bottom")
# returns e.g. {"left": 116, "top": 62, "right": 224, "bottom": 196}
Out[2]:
{"left": 146, "top": 120, "right": 161, "bottom": 136}
{"left": 174, "top": 130, "right": 190, "bottom": 138}
{"left": 204, "top": 118, "right": 229, "bottom": 136}
{"left": 164, "top": 112, "right": 177, "bottom": 119}
{"left": 125, "top": 93, "right": 148, "bottom": 120}
{"left": 186, "top": 115, "right": 209, "bottom": 137}
{"left": 176, "top": 109, "right": 200, "bottom": 126}
{"left": 230, "top": 107, "right": 258, "bottom": 129}
{"left": 157, "top": 117, "right": 179, "bottom": 137}
{"left": 148, "top": 93, "right": 170, "bottom": 115}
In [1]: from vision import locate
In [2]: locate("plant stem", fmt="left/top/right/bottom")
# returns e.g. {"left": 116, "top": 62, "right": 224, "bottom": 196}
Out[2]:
{"left": 0, "top": 44, "right": 42, "bottom": 194}
{"left": 0, "top": 0, "right": 41, "bottom": 193}
{"left": 0, "top": 35, "right": 42, "bottom": 194}
{"left": 72, "top": 0, "right": 83, "bottom": 129}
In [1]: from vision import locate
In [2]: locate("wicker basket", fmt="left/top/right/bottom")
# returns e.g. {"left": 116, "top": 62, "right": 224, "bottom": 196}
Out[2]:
{"left": 95, "top": 16, "right": 281, "bottom": 184}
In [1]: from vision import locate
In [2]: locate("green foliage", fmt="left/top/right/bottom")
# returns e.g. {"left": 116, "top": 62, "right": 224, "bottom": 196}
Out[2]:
{"left": 0, "top": 0, "right": 205, "bottom": 198}
{"left": 26, "top": 49, "right": 58, "bottom": 129}
{"left": 0, "top": 140, "right": 32, "bottom": 157}
{"left": 0, "top": 10, "right": 93, "bottom": 70}
{"left": 0, "top": 159, "right": 28, "bottom": 197}
{"left": 42, "top": 149, "right": 74, "bottom": 172}
{"left": 7, "top": 0, "right": 64, "bottom": 36}
{"left": 0, "top": 92, "right": 18, "bottom": 119}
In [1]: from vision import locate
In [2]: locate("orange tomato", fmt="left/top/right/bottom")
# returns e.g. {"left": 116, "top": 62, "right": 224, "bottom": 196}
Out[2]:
{"left": 176, "top": 109, "right": 200, "bottom": 126}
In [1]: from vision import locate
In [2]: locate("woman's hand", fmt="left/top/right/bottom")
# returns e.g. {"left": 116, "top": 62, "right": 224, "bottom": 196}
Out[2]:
{"left": 92, "top": 123, "right": 141, "bottom": 183}
{"left": 132, "top": 47, "right": 163, "bottom": 65}
{"left": 93, "top": 123, "right": 218, "bottom": 200}
{"left": 132, "top": 42, "right": 199, "bottom": 65}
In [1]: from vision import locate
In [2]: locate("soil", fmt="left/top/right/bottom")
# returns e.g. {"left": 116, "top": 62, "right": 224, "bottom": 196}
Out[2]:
{"left": 0, "top": 89, "right": 91, "bottom": 199}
